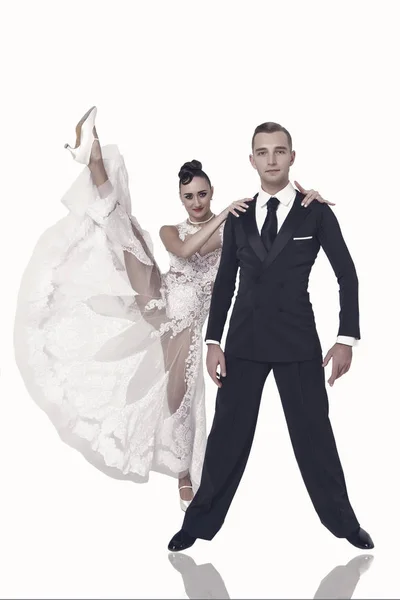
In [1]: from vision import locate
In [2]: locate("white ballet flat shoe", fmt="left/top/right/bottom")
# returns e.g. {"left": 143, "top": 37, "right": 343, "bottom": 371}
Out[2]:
{"left": 64, "top": 106, "right": 99, "bottom": 165}
{"left": 179, "top": 485, "right": 193, "bottom": 512}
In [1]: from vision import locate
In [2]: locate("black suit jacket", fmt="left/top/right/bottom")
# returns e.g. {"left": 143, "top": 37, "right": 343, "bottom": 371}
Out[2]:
{"left": 205, "top": 191, "right": 360, "bottom": 362}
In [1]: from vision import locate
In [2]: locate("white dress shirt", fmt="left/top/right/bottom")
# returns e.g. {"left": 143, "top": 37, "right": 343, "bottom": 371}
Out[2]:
{"left": 206, "top": 181, "right": 357, "bottom": 347}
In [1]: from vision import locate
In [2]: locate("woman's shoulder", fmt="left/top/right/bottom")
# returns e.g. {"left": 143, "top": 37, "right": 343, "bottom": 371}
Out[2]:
{"left": 160, "top": 220, "right": 193, "bottom": 243}
{"left": 159, "top": 223, "right": 178, "bottom": 232}
{"left": 160, "top": 219, "right": 189, "bottom": 229}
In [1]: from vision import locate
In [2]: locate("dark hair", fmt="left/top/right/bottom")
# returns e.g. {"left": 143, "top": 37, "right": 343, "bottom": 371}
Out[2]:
{"left": 251, "top": 122, "right": 293, "bottom": 151}
{"left": 178, "top": 160, "right": 212, "bottom": 188}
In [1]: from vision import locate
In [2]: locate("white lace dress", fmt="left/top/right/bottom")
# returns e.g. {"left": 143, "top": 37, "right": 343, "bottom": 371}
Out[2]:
{"left": 14, "top": 145, "right": 224, "bottom": 491}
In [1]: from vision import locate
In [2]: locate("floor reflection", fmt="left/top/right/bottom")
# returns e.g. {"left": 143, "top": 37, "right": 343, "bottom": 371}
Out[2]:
{"left": 313, "top": 554, "right": 374, "bottom": 599}
{"left": 168, "top": 553, "right": 230, "bottom": 599}
{"left": 168, "top": 552, "right": 374, "bottom": 599}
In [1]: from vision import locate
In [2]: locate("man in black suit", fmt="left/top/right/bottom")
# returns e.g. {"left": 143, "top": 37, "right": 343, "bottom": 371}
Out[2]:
{"left": 168, "top": 122, "right": 373, "bottom": 551}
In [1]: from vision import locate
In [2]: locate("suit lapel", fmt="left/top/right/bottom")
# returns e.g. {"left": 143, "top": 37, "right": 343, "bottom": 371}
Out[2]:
{"left": 262, "top": 191, "right": 311, "bottom": 270}
{"left": 240, "top": 190, "right": 312, "bottom": 268}
{"left": 240, "top": 193, "right": 268, "bottom": 262}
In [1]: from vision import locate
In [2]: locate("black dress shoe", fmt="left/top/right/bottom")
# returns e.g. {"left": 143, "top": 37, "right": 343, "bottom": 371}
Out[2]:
{"left": 346, "top": 527, "right": 374, "bottom": 549}
{"left": 168, "top": 529, "right": 197, "bottom": 552}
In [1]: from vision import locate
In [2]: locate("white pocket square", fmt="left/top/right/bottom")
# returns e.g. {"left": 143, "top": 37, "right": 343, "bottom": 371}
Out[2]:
{"left": 293, "top": 236, "right": 313, "bottom": 240}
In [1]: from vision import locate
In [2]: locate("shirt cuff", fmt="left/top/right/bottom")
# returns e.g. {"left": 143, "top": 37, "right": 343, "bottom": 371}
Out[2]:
{"left": 337, "top": 336, "right": 358, "bottom": 347}
{"left": 205, "top": 339, "right": 220, "bottom": 345}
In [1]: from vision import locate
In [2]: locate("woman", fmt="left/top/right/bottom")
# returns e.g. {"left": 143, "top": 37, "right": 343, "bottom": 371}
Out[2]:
{"left": 14, "top": 107, "right": 331, "bottom": 510}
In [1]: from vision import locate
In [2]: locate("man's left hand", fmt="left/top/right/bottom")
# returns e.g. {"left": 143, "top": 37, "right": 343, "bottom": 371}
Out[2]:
{"left": 322, "top": 343, "right": 353, "bottom": 386}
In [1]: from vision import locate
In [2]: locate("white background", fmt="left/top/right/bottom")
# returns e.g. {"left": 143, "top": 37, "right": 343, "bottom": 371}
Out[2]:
{"left": 1, "top": 1, "right": 399, "bottom": 598}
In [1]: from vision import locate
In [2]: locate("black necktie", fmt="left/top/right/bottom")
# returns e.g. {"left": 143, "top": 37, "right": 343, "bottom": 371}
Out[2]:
{"left": 261, "top": 197, "right": 279, "bottom": 252}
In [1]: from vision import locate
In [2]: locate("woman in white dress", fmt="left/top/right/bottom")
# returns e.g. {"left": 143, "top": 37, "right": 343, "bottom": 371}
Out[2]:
{"left": 14, "top": 107, "right": 331, "bottom": 510}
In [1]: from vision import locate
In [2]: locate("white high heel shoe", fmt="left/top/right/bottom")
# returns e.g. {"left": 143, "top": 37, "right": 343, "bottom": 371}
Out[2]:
{"left": 64, "top": 106, "right": 99, "bottom": 165}
{"left": 179, "top": 485, "right": 193, "bottom": 512}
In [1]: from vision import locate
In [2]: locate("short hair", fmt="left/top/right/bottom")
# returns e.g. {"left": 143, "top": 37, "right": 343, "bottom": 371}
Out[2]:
{"left": 252, "top": 122, "right": 292, "bottom": 151}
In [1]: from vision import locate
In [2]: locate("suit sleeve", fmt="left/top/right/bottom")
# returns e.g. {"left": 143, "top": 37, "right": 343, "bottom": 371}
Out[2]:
{"left": 317, "top": 205, "right": 360, "bottom": 339}
{"left": 205, "top": 212, "right": 239, "bottom": 342}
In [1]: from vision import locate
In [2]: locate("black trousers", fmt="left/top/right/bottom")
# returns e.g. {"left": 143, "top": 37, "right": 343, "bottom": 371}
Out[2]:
{"left": 183, "top": 354, "right": 359, "bottom": 540}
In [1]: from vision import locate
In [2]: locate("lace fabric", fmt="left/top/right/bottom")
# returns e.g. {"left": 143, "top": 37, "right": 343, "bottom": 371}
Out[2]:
{"left": 14, "top": 145, "right": 224, "bottom": 491}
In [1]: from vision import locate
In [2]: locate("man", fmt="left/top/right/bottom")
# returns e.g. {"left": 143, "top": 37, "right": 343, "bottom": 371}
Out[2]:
{"left": 168, "top": 122, "right": 373, "bottom": 551}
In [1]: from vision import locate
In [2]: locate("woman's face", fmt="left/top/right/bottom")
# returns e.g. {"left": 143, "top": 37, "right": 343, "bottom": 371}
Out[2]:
{"left": 180, "top": 176, "right": 214, "bottom": 221}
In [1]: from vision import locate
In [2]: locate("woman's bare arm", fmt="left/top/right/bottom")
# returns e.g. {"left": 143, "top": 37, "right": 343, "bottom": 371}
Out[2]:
{"left": 159, "top": 198, "right": 253, "bottom": 259}
{"left": 198, "top": 226, "right": 224, "bottom": 256}
{"left": 159, "top": 212, "right": 226, "bottom": 259}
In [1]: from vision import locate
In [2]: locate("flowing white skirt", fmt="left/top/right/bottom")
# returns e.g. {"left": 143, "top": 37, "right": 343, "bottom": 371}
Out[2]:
{"left": 14, "top": 145, "right": 207, "bottom": 490}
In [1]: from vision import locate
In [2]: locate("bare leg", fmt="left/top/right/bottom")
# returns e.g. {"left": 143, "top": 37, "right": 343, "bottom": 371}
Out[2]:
{"left": 160, "top": 327, "right": 194, "bottom": 501}
{"left": 88, "top": 136, "right": 162, "bottom": 298}
{"left": 88, "top": 132, "right": 108, "bottom": 186}
{"left": 161, "top": 327, "right": 192, "bottom": 414}
{"left": 179, "top": 474, "right": 193, "bottom": 501}
{"left": 124, "top": 238, "right": 162, "bottom": 297}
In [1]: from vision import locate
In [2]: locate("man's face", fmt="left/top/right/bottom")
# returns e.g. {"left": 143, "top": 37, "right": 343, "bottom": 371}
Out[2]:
{"left": 250, "top": 131, "right": 295, "bottom": 189}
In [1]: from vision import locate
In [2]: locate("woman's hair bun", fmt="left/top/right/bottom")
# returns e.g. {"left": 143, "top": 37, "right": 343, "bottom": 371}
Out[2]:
{"left": 178, "top": 159, "right": 212, "bottom": 188}
{"left": 178, "top": 159, "right": 204, "bottom": 185}
{"left": 186, "top": 159, "right": 202, "bottom": 171}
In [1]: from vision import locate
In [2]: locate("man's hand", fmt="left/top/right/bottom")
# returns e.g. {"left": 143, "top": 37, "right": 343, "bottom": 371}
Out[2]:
{"left": 322, "top": 343, "right": 353, "bottom": 387}
{"left": 206, "top": 344, "right": 226, "bottom": 388}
